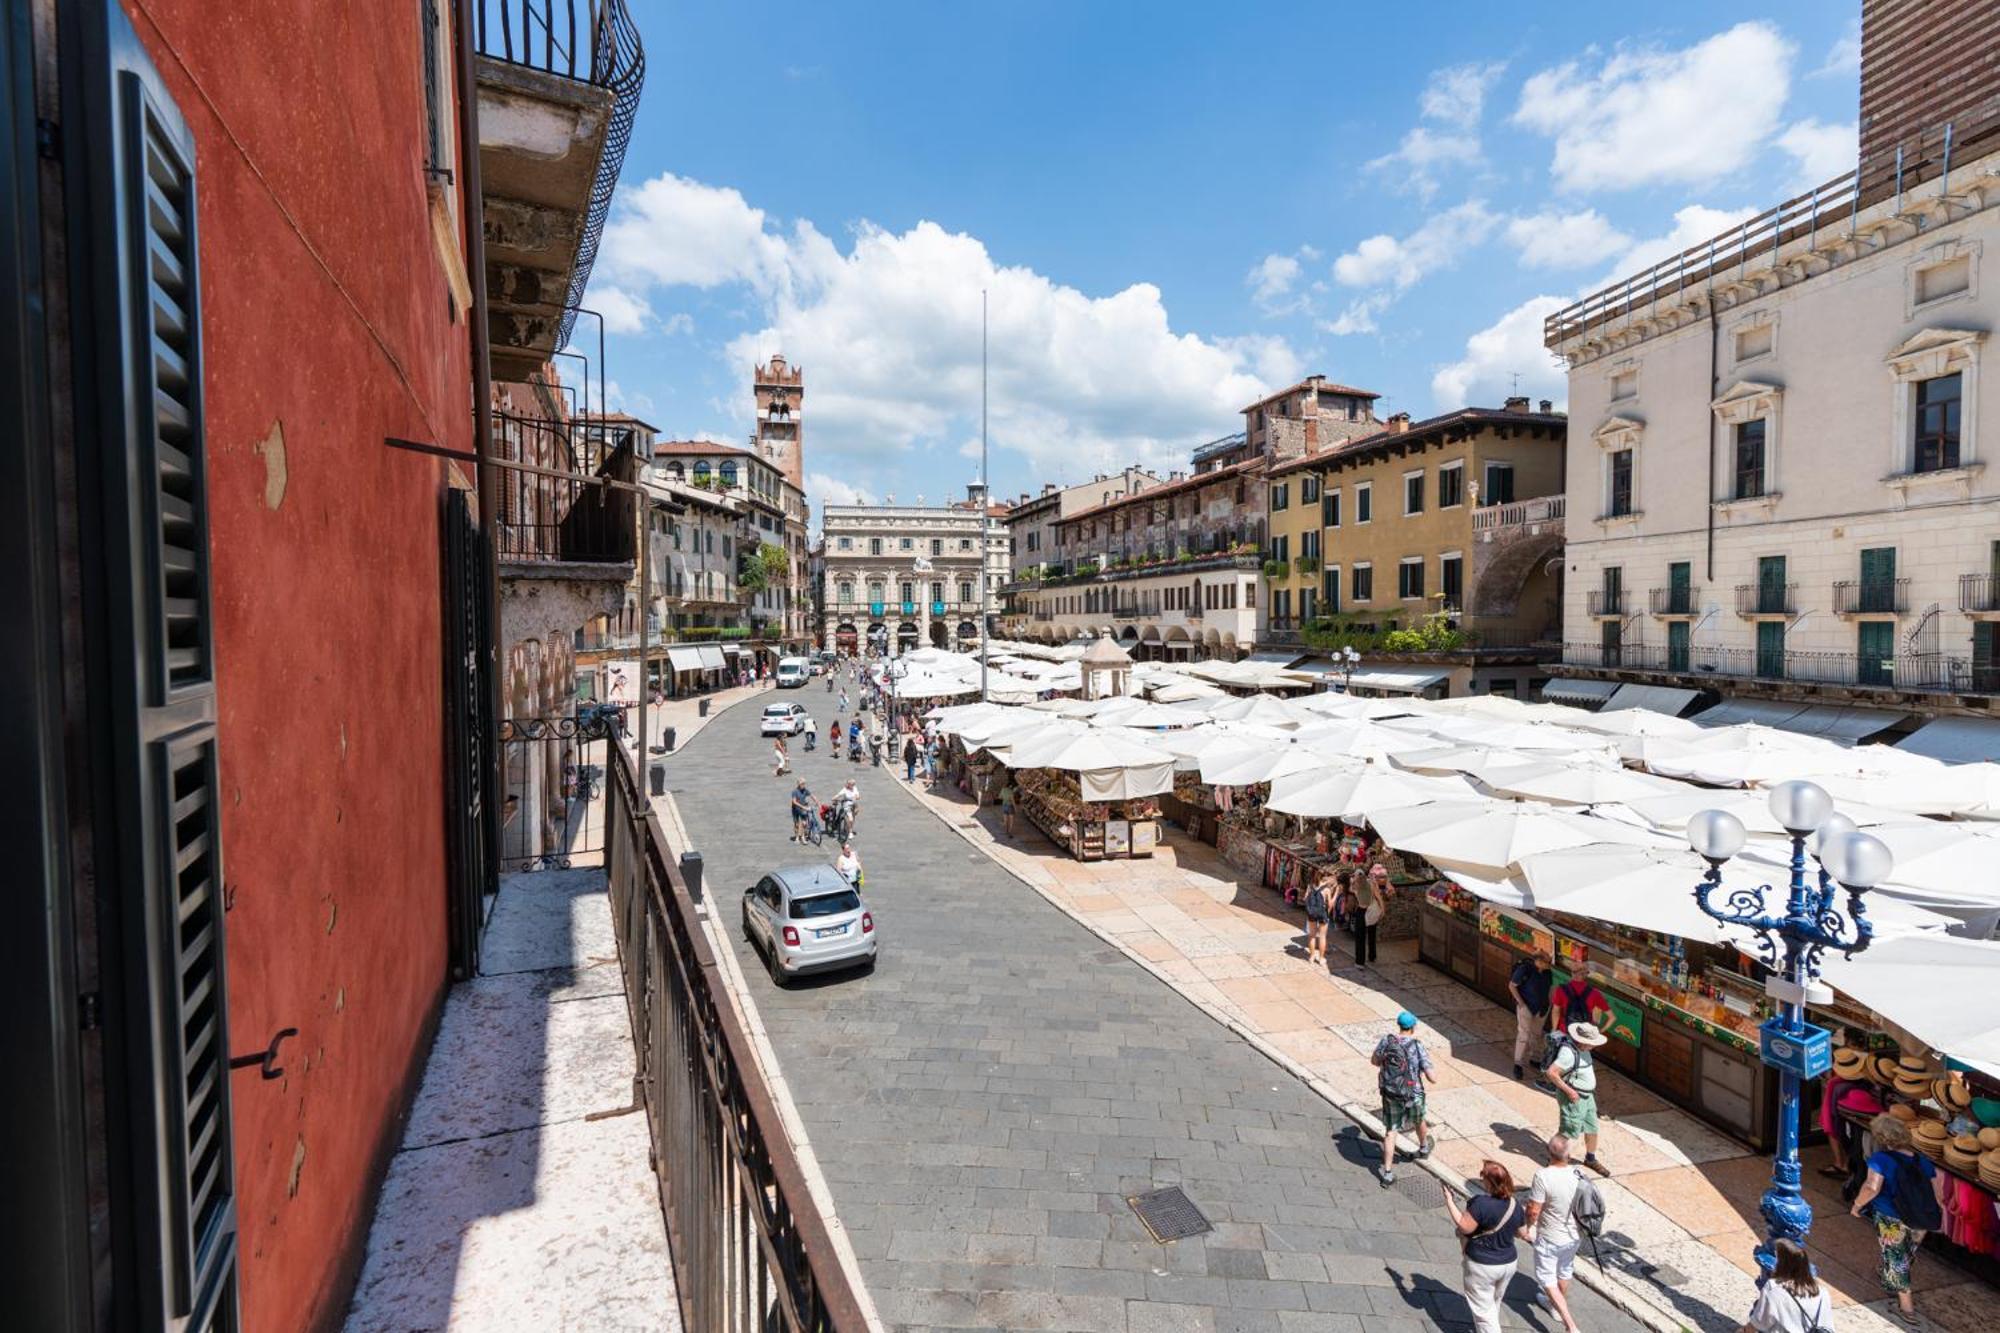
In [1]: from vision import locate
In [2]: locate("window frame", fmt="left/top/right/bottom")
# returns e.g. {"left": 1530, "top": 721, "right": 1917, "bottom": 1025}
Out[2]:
{"left": 1397, "top": 556, "right": 1424, "bottom": 601}
{"left": 1436, "top": 461, "right": 1464, "bottom": 509}
{"left": 1354, "top": 481, "right": 1372, "bottom": 525}
{"left": 1402, "top": 470, "right": 1425, "bottom": 517}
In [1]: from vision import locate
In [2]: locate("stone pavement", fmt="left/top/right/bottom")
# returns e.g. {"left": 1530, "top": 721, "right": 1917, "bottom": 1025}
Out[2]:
{"left": 895, "top": 774, "right": 2000, "bottom": 1333}
{"left": 344, "top": 870, "right": 678, "bottom": 1332}
{"left": 661, "top": 699, "right": 1646, "bottom": 1333}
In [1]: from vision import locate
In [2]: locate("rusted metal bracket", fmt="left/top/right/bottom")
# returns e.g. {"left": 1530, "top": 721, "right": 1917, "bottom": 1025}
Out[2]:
{"left": 229, "top": 1027, "right": 298, "bottom": 1080}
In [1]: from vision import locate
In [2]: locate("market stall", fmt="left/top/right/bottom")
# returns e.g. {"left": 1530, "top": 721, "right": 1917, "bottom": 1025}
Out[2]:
{"left": 1014, "top": 769, "right": 1162, "bottom": 860}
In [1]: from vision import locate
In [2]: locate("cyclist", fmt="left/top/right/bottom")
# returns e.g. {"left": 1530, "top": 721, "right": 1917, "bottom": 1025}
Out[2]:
{"left": 831, "top": 778, "right": 861, "bottom": 839}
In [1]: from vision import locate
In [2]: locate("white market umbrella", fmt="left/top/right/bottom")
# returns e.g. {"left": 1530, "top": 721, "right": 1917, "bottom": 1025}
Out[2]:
{"left": 1147, "top": 678, "right": 1226, "bottom": 704}
{"left": 1476, "top": 759, "right": 1691, "bottom": 807}
{"left": 1639, "top": 725, "right": 1848, "bottom": 787}
{"left": 1368, "top": 799, "right": 1670, "bottom": 877}
{"left": 1837, "top": 821, "right": 2000, "bottom": 908}
{"left": 1290, "top": 719, "right": 1439, "bottom": 761}
{"left": 1609, "top": 787, "right": 1911, "bottom": 837}
{"left": 1197, "top": 740, "right": 1340, "bottom": 787}
{"left": 1819, "top": 934, "right": 2000, "bottom": 1071}
{"left": 1295, "top": 692, "right": 1422, "bottom": 721}
{"left": 1557, "top": 707, "right": 1705, "bottom": 742}
{"left": 1086, "top": 697, "right": 1209, "bottom": 728}
{"left": 1393, "top": 743, "right": 1618, "bottom": 779}
{"left": 1202, "top": 694, "right": 1310, "bottom": 727}
{"left": 1008, "top": 729, "right": 1176, "bottom": 801}
{"left": 1266, "top": 766, "right": 1475, "bottom": 822}
{"left": 1807, "top": 762, "right": 2000, "bottom": 819}
{"left": 925, "top": 700, "right": 1011, "bottom": 727}
{"left": 1520, "top": 845, "right": 1743, "bottom": 944}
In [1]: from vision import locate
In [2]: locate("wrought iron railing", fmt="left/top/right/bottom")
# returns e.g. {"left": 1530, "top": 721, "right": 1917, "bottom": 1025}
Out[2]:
{"left": 604, "top": 743, "right": 866, "bottom": 1332}
{"left": 1558, "top": 642, "right": 1987, "bottom": 694}
{"left": 1586, "top": 589, "right": 1624, "bottom": 617}
{"left": 1649, "top": 586, "right": 1700, "bottom": 616}
{"left": 493, "top": 415, "right": 637, "bottom": 563}
{"left": 1736, "top": 583, "right": 1797, "bottom": 617}
{"left": 474, "top": 0, "right": 646, "bottom": 352}
{"left": 499, "top": 713, "right": 614, "bottom": 870}
{"left": 1832, "top": 578, "right": 1908, "bottom": 616}
{"left": 1961, "top": 573, "right": 2000, "bottom": 614}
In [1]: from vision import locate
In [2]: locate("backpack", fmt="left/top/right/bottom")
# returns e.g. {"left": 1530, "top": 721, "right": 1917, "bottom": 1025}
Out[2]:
{"left": 1377, "top": 1035, "right": 1423, "bottom": 1098}
{"left": 1305, "top": 885, "right": 1327, "bottom": 918}
{"left": 1887, "top": 1152, "right": 1943, "bottom": 1231}
{"left": 1781, "top": 1287, "right": 1834, "bottom": 1333}
{"left": 1570, "top": 1172, "right": 1607, "bottom": 1239}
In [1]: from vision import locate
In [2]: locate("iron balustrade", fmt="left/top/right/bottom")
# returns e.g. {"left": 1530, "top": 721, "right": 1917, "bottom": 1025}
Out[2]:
{"left": 1736, "top": 583, "right": 1798, "bottom": 617}
{"left": 1558, "top": 642, "right": 1985, "bottom": 694}
{"left": 1961, "top": 573, "right": 2000, "bottom": 614}
{"left": 498, "top": 714, "right": 614, "bottom": 870}
{"left": 1832, "top": 579, "right": 1908, "bottom": 616}
{"left": 604, "top": 744, "right": 866, "bottom": 1332}
{"left": 1650, "top": 585, "right": 1700, "bottom": 616}
{"left": 1586, "top": 589, "right": 1624, "bottom": 617}
{"left": 493, "top": 415, "right": 638, "bottom": 564}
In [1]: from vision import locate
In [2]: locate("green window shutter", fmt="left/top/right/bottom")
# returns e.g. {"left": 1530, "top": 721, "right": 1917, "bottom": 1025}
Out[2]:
{"left": 1668, "top": 561, "right": 1690, "bottom": 593}
{"left": 1857, "top": 621, "right": 1895, "bottom": 686}
{"left": 1667, "top": 620, "right": 1690, "bottom": 671}
{"left": 1756, "top": 621, "right": 1786, "bottom": 677}
{"left": 78, "top": 4, "right": 238, "bottom": 1328}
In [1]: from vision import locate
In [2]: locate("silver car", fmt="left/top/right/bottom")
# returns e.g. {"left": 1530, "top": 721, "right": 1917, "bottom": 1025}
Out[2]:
{"left": 741, "top": 864, "right": 877, "bottom": 985}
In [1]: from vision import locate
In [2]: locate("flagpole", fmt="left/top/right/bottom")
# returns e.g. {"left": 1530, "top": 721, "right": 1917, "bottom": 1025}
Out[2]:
{"left": 980, "top": 287, "right": 989, "bottom": 703}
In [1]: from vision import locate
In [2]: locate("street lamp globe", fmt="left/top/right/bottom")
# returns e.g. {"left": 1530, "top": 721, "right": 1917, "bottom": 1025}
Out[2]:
{"left": 1812, "top": 811, "right": 1857, "bottom": 857}
{"left": 1766, "top": 779, "right": 1833, "bottom": 835}
{"left": 1686, "top": 808, "right": 1748, "bottom": 862}
{"left": 1821, "top": 830, "right": 1895, "bottom": 889}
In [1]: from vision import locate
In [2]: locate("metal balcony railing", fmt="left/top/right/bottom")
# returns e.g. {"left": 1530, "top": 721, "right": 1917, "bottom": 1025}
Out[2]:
{"left": 1559, "top": 642, "right": 1992, "bottom": 695}
{"left": 1736, "top": 583, "right": 1797, "bottom": 617}
{"left": 1649, "top": 586, "right": 1700, "bottom": 616}
{"left": 493, "top": 424, "right": 638, "bottom": 564}
{"left": 1586, "top": 590, "right": 1624, "bottom": 618}
{"left": 1832, "top": 578, "right": 1909, "bottom": 616}
{"left": 1961, "top": 573, "right": 2000, "bottom": 614}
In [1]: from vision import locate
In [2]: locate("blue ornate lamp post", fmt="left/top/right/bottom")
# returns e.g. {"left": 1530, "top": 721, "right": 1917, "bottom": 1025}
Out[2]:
{"left": 1686, "top": 779, "right": 1895, "bottom": 1273}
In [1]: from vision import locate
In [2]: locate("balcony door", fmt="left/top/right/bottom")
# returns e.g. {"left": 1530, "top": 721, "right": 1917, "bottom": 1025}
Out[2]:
{"left": 1857, "top": 620, "right": 1895, "bottom": 687}
{"left": 1757, "top": 555, "right": 1787, "bottom": 615}
{"left": 1666, "top": 620, "right": 1690, "bottom": 672}
{"left": 1859, "top": 547, "right": 1895, "bottom": 614}
{"left": 1755, "top": 620, "right": 1786, "bottom": 678}
{"left": 1667, "top": 561, "right": 1691, "bottom": 616}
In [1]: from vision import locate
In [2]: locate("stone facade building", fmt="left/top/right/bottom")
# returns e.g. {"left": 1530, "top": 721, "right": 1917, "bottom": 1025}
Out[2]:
{"left": 821, "top": 490, "right": 990, "bottom": 654}
{"left": 1548, "top": 7, "right": 2000, "bottom": 724}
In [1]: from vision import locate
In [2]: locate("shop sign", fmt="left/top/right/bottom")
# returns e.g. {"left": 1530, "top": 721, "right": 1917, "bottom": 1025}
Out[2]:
{"left": 1479, "top": 905, "right": 1553, "bottom": 959}
{"left": 1105, "top": 819, "right": 1131, "bottom": 855}
{"left": 1758, "top": 1019, "right": 1832, "bottom": 1079}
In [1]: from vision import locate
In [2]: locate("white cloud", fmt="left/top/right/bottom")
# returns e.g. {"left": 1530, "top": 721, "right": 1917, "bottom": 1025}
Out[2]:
{"left": 1812, "top": 19, "right": 1860, "bottom": 79}
{"left": 1320, "top": 295, "right": 1391, "bottom": 337}
{"left": 1503, "top": 209, "right": 1632, "bottom": 270}
{"left": 805, "top": 471, "right": 874, "bottom": 508}
{"left": 1333, "top": 202, "right": 1498, "bottom": 291}
{"left": 600, "top": 174, "right": 1299, "bottom": 485}
{"left": 1247, "top": 253, "right": 1303, "bottom": 311}
{"left": 1598, "top": 203, "right": 1760, "bottom": 281}
{"left": 602, "top": 379, "right": 657, "bottom": 418}
{"left": 1421, "top": 62, "right": 1507, "bottom": 129}
{"left": 1366, "top": 127, "right": 1482, "bottom": 199}
{"left": 1431, "top": 296, "right": 1570, "bottom": 411}
{"left": 1513, "top": 22, "right": 1794, "bottom": 192}
{"left": 1776, "top": 118, "right": 1856, "bottom": 191}
{"left": 659, "top": 312, "right": 695, "bottom": 336}
{"left": 590, "top": 284, "right": 654, "bottom": 334}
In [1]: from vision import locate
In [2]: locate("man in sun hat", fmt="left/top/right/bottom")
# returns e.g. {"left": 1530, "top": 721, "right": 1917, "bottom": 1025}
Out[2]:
{"left": 1370, "top": 1010, "right": 1436, "bottom": 1185}
{"left": 1545, "top": 1021, "right": 1609, "bottom": 1173}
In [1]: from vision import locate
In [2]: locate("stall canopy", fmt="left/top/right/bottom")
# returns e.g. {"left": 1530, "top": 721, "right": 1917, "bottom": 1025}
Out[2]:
{"left": 1692, "top": 698, "right": 1808, "bottom": 729}
{"left": 1541, "top": 678, "right": 1620, "bottom": 708}
{"left": 1006, "top": 730, "right": 1176, "bottom": 801}
{"left": 695, "top": 645, "right": 728, "bottom": 671}
{"left": 1769, "top": 704, "right": 1910, "bottom": 743}
{"left": 1896, "top": 717, "right": 2000, "bottom": 763}
{"left": 1819, "top": 935, "right": 2000, "bottom": 1071}
{"left": 1265, "top": 766, "right": 1474, "bottom": 822}
{"left": 1367, "top": 799, "right": 1669, "bottom": 877}
{"left": 1343, "top": 666, "right": 1450, "bottom": 695}
{"left": 1601, "top": 683, "right": 1701, "bottom": 715}
{"left": 665, "top": 646, "right": 704, "bottom": 673}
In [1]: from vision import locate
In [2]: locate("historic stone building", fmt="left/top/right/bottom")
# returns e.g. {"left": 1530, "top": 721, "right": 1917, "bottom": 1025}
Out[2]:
{"left": 821, "top": 489, "right": 991, "bottom": 654}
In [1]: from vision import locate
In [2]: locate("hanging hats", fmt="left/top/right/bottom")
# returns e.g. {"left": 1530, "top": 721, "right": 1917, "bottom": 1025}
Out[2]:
{"left": 1980, "top": 1148, "right": 2000, "bottom": 1189}
{"left": 1945, "top": 1134, "right": 1984, "bottom": 1173}
{"left": 1912, "top": 1117, "right": 1950, "bottom": 1158}
{"left": 1833, "top": 1047, "right": 1870, "bottom": 1080}
{"left": 1979, "top": 1126, "right": 2000, "bottom": 1151}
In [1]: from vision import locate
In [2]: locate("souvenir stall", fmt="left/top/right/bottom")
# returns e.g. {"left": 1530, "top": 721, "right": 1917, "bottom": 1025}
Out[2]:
{"left": 1013, "top": 769, "right": 1162, "bottom": 860}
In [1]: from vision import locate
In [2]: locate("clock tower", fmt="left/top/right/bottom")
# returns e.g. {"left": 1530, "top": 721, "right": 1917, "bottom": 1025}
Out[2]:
{"left": 753, "top": 354, "right": 804, "bottom": 489}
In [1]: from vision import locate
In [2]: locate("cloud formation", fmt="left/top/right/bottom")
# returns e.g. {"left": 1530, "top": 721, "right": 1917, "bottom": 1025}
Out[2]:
{"left": 1776, "top": 118, "right": 1857, "bottom": 192}
{"left": 1503, "top": 209, "right": 1633, "bottom": 270}
{"left": 1430, "top": 295, "right": 1570, "bottom": 411}
{"left": 1369, "top": 62, "right": 1506, "bottom": 200}
{"left": 1513, "top": 22, "right": 1793, "bottom": 192}
{"left": 1333, "top": 202, "right": 1499, "bottom": 291}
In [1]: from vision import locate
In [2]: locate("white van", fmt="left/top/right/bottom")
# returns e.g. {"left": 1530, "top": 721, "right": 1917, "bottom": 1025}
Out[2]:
{"left": 775, "top": 656, "right": 811, "bottom": 688}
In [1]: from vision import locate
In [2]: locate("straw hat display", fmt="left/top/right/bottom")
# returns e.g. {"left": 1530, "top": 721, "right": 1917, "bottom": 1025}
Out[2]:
{"left": 1981, "top": 1149, "right": 2000, "bottom": 1190}
{"left": 1980, "top": 1127, "right": 2000, "bottom": 1151}
{"left": 1872, "top": 1054, "right": 1903, "bottom": 1087}
{"left": 1889, "top": 1103, "right": 1919, "bottom": 1123}
{"left": 1935, "top": 1077, "right": 1973, "bottom": 1113}
{"left": 1944, "top": 1134, "right": 1984, "bottom": 1173}
{"left": 1833, "top": 1047, "right": 1871, "bottom": 1080}
{"left": 1912, "top": 1117, "right": 1950, "bottom": 1159}
{"left": 1898, "top": 1052, "right": 1933, "bottom": 1077}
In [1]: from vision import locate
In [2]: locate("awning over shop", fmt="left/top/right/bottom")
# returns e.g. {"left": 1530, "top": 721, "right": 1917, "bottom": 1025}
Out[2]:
{"left": 721, "top": 644, "right": 743, "bottom": 657}
{"left": 1281, "top": 658, "right": 1345, "bottom": 678}
{"left": 1896, "top": 716, "right": 2000, "bottom": 763}
{"left": 1345, "top": 667, "right": 1450, "bottom": 695}
{"left": 696, "top": 645, "right": 727, "bottom": 671}
{"left": 1601, "top": 683, "right": 1700, "bottom": 715}
{"left": 1691, "top": 698, "right": 1808, "bottom": 729}
{"left": 1778, "top": 704, "right": 1910, "bottom": 743}
{"left": 1247, "top": 650, "right": 1308, "bottom": 667}
{"left": 665, "top": 646, "right": 703, "bottom": 673}
{"left": 1540, "top": 678, "right": 1619, "bottom": 708}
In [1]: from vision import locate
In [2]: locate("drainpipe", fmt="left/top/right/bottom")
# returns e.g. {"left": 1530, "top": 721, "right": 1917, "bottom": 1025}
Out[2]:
{"left": 454, "top": 0, "right": 504, "bottom": 883}
{"left": 1705, "top": 297, "right": 1719, "bottom": 583}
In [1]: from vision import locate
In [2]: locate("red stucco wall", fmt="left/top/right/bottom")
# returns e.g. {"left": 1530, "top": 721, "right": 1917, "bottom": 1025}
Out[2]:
{"left": 125, "top": 2, "right": 472, "bottom": 1329}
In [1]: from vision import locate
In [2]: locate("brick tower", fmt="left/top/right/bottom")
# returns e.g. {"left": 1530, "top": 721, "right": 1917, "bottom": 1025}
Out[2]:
{"left": 753, "top": 354, "right": 805, "bottom": 489}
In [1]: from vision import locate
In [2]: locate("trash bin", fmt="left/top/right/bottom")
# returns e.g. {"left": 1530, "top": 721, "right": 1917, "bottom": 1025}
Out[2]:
{"left": 679, "top": 850, "right": 704, "bottom": 902}
{"left": 661, "top": 725, "right": 677, "bottom": 752}
{"left": 649, "top": 763, "right": 666, "bottom": 797}
{"left": 698, "top": 698, "right": 711, "bottom": 718}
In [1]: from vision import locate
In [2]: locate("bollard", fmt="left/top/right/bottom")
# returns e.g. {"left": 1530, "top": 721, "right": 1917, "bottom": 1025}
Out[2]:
{"left": 660, "top": 725, "right": 677, "bottom": 753}
{"left": 650, "top": 762, "right": 666, "bottom": 797}
{"left": 699, "top": 698, "right": 711, "bottom": 718}
{"left": 679, "top": 850, "right": 704, "bottom": 902}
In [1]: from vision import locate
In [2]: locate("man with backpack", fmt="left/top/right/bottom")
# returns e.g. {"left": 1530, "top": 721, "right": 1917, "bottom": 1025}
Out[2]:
{"left": 1524, "top": 1133, "right": 1603, "bottom": 1333}
{"left": 1508, "top": 949, "right": 1554, "bottom": 1081}
{"left": 1370, "top": 1010, "right": 1436, "bottom": 1186}
{"left": 1545, "top": 1021, "right": 1610, "bottom": 1173}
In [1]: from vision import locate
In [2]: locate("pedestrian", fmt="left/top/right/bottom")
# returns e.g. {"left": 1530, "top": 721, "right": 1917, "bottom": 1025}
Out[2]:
{"left": 1369, "top": 1010, "right": 1435, "bottom": 1185}
{"left": 1351, "top": 863, "right": 1389, "bottom": 966}
{"left": 1446, "top": 1161, "right": 1526, "bottom": 1333}
{"left": 903, "top": 734, "right": 920, "bottom": 782}
{"left": 835, "top": 777, "right": 861, "bottom": 836}
{"left": 827, "top": 717, "right": 840, "bottom": 756}
{"left": 1524, "top": 1134, "right": 1586, "bottom": 1333}
{"left": 1549, "top": 970, "right": 1615, "bottom": 1040}
{"left": 1741, "top": 1238, "right": 1832, "bottom": 1333}
{"left": 1508, "top": 948, "right": 1555, "bottom": 1081}
{"left": 838, "top": 689, "right": 848, "bottom": 713}
{"left": 789, "top": 779, "right": 814, "bottom": 843}
{"left": 771, "top": 737, "right": 789, "bottom": 777}
{"left": 1302, "top": 873, "right": 1330, "bottom": 966}
{"left": 834, "top": 840, "right": 862, "bottom": 888}
{"left": 999, "top": 777, "right": 1017, "bottom": 836}
{"left": 1851, "top": 1112, "right": 1945, "bottom": 1327}
{"left": 1545, "top": 1022, "right": 1609, "bottom": 1173}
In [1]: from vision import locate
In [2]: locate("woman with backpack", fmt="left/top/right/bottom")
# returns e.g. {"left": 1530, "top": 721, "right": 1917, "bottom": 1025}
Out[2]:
{"left": 1445, "top": 1160, "right": 1526, "bottom": 1333}
{"left": 1302, "top": 873, "right": 1331, "bottom": 966}
{"left": 1740, "top": 1238, "right": 1832, "bottom": 1333}
{"left": 1851, "top": 1113, "right": 1947, "bottom": 1326}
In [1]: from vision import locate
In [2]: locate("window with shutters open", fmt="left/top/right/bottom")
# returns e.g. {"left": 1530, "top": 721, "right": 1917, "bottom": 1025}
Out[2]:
{"left": 83, "top": 5, "right": 239, "bottom": 1327}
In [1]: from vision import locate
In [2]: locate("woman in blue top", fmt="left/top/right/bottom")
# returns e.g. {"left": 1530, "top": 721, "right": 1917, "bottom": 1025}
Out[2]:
{"left": 1445, "top": 1161, "right": 1526, "bottom": 1333}
{"left": 1850, "top": 1112, "right": 1945, "bottom": 1327}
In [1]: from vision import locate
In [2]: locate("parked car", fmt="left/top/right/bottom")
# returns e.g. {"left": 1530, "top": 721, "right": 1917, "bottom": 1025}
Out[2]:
{"left": 759, "top": 702, "right": 812, "bottom": 736}
{"left": 742, "top": 865, "right": 876, "bottom": 984}
{"left": 775, "top": 655, "right": 811, "bottom": 687}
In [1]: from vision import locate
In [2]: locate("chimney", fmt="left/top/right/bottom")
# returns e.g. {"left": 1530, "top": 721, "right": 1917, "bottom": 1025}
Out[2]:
{"left": 1386, "top": 412, "right": 1411, "bottom": 433}
{"left": 1539, "top": 399, "right": 1554, "bottom": 413}
{"left": 1504, "top": 395, "right": 1531, "bottom": 411}
{"left": 1043, "top": 482, "right": 1057, "bottom": 495}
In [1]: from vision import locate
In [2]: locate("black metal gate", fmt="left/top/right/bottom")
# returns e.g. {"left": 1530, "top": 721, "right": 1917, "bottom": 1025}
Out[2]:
{"left": 443, "top": 488, "right": 497, "bottom": 980}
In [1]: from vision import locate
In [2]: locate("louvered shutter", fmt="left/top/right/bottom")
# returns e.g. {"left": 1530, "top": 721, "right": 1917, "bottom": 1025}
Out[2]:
{"left": 80, "top": 3, "right": 239, "bottom": 1328}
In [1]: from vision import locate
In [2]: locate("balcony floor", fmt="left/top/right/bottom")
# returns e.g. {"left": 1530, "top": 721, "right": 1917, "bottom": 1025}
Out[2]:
{"left": 343, "top": 870, "right": 679, "bottom": 1332}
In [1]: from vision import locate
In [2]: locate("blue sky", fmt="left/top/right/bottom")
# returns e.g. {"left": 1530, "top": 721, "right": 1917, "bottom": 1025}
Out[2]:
{"left": 587, "top": 2, "right": 1860, "bottom": 518}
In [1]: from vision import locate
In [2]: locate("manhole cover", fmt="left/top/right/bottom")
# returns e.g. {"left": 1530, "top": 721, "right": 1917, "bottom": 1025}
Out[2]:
{"left": 1390, "top": 1172, "right": 1445, "bottom": 1207}
{"left": 1128, "top": 1187, "right": 1212, "bottom": 1243}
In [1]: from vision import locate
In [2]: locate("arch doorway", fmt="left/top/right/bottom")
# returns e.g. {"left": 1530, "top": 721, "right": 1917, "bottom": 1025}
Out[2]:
{"left": 928, "top": 621, "right": 949, "bottom": 648}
